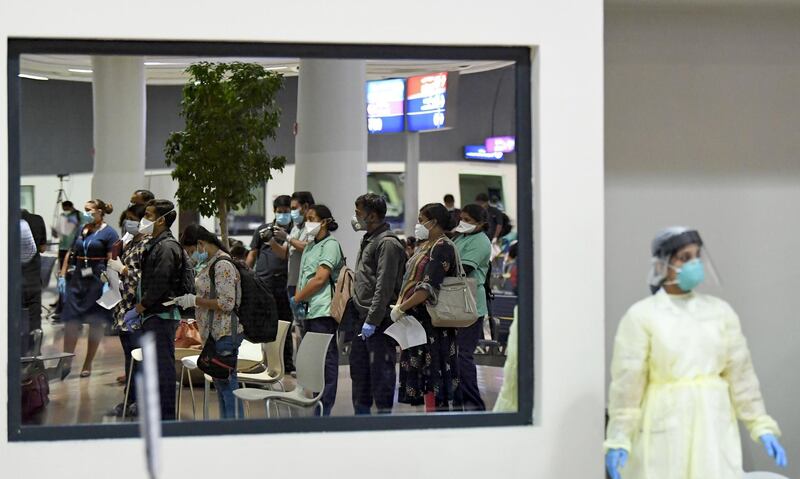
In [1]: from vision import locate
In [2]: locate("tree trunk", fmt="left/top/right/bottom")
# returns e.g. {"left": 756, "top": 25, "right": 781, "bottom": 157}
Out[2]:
{"left": 217, "top": 196, "right": 229, "bottom": 249}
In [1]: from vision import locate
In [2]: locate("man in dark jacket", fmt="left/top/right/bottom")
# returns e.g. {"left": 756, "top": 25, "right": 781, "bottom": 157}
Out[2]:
{"left": 350, "top": 193, "right": 406, "bottom": 414}
{"left": 134, "top": 199, "right": 183, "bottom": 420}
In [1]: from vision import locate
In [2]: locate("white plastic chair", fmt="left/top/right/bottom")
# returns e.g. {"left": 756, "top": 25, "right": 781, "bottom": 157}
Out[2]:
{"left": 238, "top": 321, "right": 290, "bottom": 391}
{"left": 234, "top": 332, "right": 332, "bottom": 418}
{"left": 177, "top": 334, "right": 280, "bottom": 419}
{"left": 743, "top": 473, "right": 789, "bottom": 479}
{"left": 122, "top": 348, "right": 143, "bottom": 420}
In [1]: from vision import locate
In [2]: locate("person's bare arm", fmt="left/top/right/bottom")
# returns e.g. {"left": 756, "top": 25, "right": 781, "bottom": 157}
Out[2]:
{"left": 59, "top": 251, "right": 71, "bottom": 277}
{"left": 246, "top": 250, "right": 258, "bottom": 268}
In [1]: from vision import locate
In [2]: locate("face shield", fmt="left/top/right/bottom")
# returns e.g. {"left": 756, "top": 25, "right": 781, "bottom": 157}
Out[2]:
{"left": 647, "top": 227, "right": 721, "bottom": 294}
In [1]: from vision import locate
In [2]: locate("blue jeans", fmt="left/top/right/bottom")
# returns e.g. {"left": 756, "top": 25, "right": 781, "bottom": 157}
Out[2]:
{"left": 213, "top": 334, "right": 244, "bottom": 419}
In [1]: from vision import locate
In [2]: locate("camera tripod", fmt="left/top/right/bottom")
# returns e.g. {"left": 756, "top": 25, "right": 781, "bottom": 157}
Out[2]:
{"left": 46, "top": 174, "right": 70, "bottom": 320}
{"left": 51, "top": 173, "right": 70, "bottom": 232}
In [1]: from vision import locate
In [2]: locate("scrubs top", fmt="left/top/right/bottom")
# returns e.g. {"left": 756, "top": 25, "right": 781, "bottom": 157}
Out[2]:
{"left": 454, "top": 231, "right": 492, "bottom": 317}
{"left": 297, "top": 235, "right": 343, "bottom": 319}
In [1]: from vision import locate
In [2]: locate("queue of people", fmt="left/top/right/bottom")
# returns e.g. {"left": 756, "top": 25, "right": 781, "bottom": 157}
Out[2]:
{"left": 49, "top": 186, "right": 505, "bottom": 419}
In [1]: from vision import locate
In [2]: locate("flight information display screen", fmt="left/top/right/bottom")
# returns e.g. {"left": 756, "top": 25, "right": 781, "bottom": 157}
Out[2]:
{"left": 406, "top": 72, "right": 448, "bottom": 132}
{"left": 464, "top": 145, "right": 504, "bottom": 161}
{"left": 366, "top": 78, "right": 406, "bottom": 134}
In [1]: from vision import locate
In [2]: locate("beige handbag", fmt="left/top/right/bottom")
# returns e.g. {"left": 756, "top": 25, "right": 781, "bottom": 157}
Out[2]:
{"left": 426, "top": 238, "right": 480, "bottom": 328}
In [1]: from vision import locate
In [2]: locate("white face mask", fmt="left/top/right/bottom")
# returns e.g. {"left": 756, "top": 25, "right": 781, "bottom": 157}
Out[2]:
{"left": 138, "top": 217, "right": 155, "bottom": 236}
{"left": 453, "top": 221, "right": 477, "bottom": 234}
{"left": 305, "top": 221, "right": 322, "bottom": 238}
{"left": 139, "top": 209, "right": 174, "bottom": 236}
{"left": 414, "top": 222, "right": 430, "bottom": 240}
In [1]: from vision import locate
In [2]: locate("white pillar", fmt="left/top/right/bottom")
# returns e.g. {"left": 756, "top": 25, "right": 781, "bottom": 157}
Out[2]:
{"left": 91, "top": 56, "right": 146, "bottom": 232}
{"left": 294, "top": 59, "right": 367, "bottom": 265}
{"left": 404, "top": 132, "right": 420, "bottom": 237}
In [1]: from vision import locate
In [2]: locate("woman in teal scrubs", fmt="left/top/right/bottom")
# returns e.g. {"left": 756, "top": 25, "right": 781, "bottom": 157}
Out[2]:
{"left": 452, "top": 203, "right": 492, "bottom": 411}
{"left": 293, "top": 204, "right": 343, "bottom": 415}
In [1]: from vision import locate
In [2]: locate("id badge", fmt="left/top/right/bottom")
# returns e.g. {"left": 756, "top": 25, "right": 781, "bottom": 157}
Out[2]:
{"left": 81, "top": 267, "right": 93, "bottom": 278}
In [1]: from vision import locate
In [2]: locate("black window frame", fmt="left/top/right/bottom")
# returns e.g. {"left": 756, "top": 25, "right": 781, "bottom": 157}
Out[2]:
{"left": 7, "top": 38, "right": 534, "bottom": 442}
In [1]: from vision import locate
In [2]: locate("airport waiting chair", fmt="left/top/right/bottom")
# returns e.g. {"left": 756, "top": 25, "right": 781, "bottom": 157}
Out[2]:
{"left": 122, "top": 348, "right": 143, "bottom": 420}
{"left": 234, "top": 332, "right": 332, "bottom": 418}
{"left": 237, "top": 320, "right": 290, "bottom": 391}
{"left": 178, "top": 336, "right": 272, "bottom": 420}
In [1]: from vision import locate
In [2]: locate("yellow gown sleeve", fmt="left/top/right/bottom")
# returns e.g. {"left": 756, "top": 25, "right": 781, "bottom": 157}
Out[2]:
{"left": 493, "top": 307, "right": 518, "bottom": 413}
{"left": 720, "top": 305, "right": 781, "bottom": 442}
{"left": 605, "top": 308, "right": 650, "bottom": 453}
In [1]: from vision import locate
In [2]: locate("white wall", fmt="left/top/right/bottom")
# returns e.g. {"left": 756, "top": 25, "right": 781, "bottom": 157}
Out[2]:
{"left": 606, "top": 6, "right": 800, "bottom": 476}
{"left": 0, "top": 1, "right": 605, "bottom": 478}
{"left": 21, "top": 171, "right": 182, "bottom": 240}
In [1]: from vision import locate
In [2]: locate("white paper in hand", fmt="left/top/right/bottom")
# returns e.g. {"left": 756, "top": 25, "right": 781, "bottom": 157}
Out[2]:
{"left": 384, "top": 315, "right": 427, "bottom": 350}
{"left": 96, "top": 268, "right": 122, "bottom": 309}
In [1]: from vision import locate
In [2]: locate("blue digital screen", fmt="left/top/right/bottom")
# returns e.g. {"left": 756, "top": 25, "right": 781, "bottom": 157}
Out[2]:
{"left": 464, "top": 145, "right": 504, "bottom": 161}
{"left": 366, "top": 78, "right": 406, "bottom": 134}
{"left": 406, "top": 72, "right": 448, "bottom": 132}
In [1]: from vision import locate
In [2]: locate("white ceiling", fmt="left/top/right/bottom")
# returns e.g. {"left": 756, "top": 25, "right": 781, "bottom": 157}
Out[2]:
{"left": 19, "top": 55, "right": 515, "bottom": 85}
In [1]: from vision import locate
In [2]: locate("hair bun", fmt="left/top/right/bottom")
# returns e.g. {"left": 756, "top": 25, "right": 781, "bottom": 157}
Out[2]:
{"left": 328, "top": 220, "right": 339, "bottom": 232}
{"left": 105, "top": 202, "right": 114, "bottom": 214}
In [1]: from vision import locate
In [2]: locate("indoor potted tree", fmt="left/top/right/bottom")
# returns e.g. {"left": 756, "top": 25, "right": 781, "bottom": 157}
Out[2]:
{"left": 165, "top": 61, "right": 285, "bottom": 245}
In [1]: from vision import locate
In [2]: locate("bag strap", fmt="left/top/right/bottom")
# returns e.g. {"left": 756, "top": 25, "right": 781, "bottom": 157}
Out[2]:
{"left": 430, "top": 237, "right": 467, "bottom": 279}
{"left": 327, "top": 240, "right": 347, "bottom": 297}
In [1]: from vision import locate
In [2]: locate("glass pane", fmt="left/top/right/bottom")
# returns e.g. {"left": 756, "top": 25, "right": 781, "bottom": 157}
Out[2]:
{"left": 12, "top": 47, "right": 525, "bottom": 434}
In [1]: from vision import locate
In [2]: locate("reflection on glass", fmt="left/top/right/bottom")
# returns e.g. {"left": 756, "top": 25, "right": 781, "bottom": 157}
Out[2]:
{"left": 15, "top": 53, "right": 520, "bottom": 428}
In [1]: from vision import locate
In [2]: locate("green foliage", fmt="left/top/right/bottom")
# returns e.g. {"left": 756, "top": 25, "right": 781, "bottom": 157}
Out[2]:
{"left": 165, "top": 62, "right": 285, "bottom": 241}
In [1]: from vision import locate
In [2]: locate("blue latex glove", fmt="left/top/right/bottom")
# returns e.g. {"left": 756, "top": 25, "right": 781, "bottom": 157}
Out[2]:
{"left": 760, "top": 434, "right": 788, "bottom": 468}
{"left": 605, "top": 449, "right": 628, "bottom": 479}
{"left": 361, "top": 323, "right": 376, "bottom": 339}
{"left": 289, "top": 296, "right": 306, "bottom": 320}
{"left": 102, "top": 283, "right": 110, "bottom": 294}
{"left": 57, "top": 277, "right": 66, "bottom": 296}
{"left": 122, "top": 308, "right": 141, "bottom": 331}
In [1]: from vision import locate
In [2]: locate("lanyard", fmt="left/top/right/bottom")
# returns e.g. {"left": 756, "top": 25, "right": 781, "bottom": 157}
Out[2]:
{"left": 82, "top": 234, "right": 94, "bottom": 269}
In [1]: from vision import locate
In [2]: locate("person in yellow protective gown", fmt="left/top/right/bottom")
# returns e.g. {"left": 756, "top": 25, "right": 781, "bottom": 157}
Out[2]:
{"left": 605, "top": 227, "right": 787, "bottom": 479}
{"left": 493, "top": 307, "right": 517, "bottom": 412}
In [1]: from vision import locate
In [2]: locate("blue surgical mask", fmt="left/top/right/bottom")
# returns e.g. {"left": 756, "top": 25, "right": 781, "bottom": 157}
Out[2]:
{"left": 123, "top": 220, "right": 140, "bottom": 235}
{"left": 82, "top": 211, "right": 94, "bottom": 222}
{"left": 671, "top": 258, "right": 705, "bottom": 292}
{"left": 192, "top": 249, "right": 209, "bottom": 265}
{"left": 275, "top": 212, "right": 292, "bottom": 226}
{"left": 290, "top": 208, "right": 303, "bottom": 224}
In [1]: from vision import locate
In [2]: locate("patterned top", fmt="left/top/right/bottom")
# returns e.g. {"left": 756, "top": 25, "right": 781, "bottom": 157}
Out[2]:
{"left": 399, "top": 236, "right": 457, "bottom": 306}
{"left": 195, "top": 251, "right": 243, "bottom": 342}
{"left": 113, "top": 236, "right": 150, "bottom": 331}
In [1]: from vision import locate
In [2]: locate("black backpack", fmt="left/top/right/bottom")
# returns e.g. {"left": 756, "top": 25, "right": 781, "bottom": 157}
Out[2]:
{"left": 210, "top": 257, "right": 278, "bottom": 343}
{"left": 175, "top": 246, "right": 197, "bottom": 296}
{"left": 148, "top": 235, "right": 196, "bottom": 296}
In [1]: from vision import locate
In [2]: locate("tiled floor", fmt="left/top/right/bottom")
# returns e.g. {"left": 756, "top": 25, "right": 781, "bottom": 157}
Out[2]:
{"left": 26, "top": 291, "right": 507, "bottom": 425}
